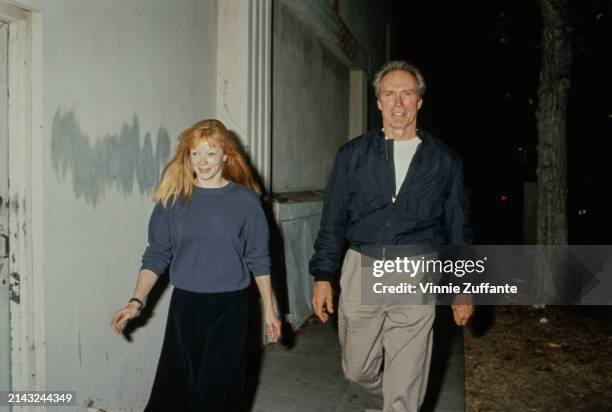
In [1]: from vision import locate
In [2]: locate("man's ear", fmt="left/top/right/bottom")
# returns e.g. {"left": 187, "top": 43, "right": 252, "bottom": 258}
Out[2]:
{"left": 377, "top": 98, "right": 383, "bottom": 111}
{"left": 417, "top": 98, "right": 423, "bottom": 110}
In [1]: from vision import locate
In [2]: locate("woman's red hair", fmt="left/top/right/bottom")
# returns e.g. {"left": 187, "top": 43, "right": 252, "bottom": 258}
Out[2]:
{"left": 154, "top": 119, "right": 261, "bottom": 207}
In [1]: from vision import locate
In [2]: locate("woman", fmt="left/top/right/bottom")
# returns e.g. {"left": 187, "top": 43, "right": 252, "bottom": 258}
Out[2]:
{"left": 111, "top": 119, "right": 281, "bottom": 411}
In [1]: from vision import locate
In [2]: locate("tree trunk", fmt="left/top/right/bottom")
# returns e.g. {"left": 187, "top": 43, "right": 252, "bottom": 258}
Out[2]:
{"left": 534, "top": 0, "right": 573, "bottom": 304}
{"left": 536, "top": 0, "right": 572, "bottom": 246}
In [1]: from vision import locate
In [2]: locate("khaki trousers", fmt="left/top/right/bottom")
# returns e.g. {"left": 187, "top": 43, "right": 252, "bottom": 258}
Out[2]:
{"left": 338, "top": 249, "right": 435, "bottom": 412}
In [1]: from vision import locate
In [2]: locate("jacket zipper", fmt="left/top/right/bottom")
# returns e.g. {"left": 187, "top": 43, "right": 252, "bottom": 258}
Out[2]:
{"left": 385, "top": 139, "right": 398, "bottom": 203}
{"left": 384, "top": 138, "right": 389, "bottom": 161}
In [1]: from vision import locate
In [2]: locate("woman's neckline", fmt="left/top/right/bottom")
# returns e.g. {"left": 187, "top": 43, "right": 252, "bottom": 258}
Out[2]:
{"left": 193, "top": 180, "right": 235, "bottom": 193}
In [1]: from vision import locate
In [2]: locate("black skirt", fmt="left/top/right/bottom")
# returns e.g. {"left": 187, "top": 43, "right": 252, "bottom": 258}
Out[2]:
{"left": 145, "top": 287, "right": 248, "bottom": 412}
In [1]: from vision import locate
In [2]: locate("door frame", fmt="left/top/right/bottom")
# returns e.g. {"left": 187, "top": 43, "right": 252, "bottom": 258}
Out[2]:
{"left": 0, "top": 0, "right": 44, "bottom": 395}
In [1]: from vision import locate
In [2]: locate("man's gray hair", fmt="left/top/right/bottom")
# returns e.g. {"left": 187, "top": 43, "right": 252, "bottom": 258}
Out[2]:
{"left": 372, "top": 60, "right": 426, "bottom": 98}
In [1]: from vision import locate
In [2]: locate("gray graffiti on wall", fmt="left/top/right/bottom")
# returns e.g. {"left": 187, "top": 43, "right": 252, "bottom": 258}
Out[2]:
{"left": 51, "top": 109, "right": 171, "bottom": 206}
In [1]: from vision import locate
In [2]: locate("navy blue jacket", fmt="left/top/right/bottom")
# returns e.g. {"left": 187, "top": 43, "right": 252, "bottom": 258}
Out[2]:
{"left": 309, "top": 128, "right": 473, "bottom": 281}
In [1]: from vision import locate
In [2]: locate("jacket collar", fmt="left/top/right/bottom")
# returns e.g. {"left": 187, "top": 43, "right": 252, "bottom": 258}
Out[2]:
{"left": 374, "top": 127, "right": 429, "bottom": 142}
{"left": 373, "top": 128, "right": 429, "bottom": 158}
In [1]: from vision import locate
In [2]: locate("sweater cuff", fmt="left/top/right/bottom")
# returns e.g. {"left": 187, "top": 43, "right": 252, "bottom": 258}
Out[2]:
{"left": 140, "top": 265, "right": 163, "bottom": 277}
{"left": 312, "top": 270, "right": 336, "bottom": 282}
{"left": 252, "top": 268, "right": 271, "bottom": 277}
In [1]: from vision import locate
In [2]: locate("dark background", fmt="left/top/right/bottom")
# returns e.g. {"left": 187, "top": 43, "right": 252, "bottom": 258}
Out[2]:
{"left": 391, "top": 0, "right": 612, "bottom": 245}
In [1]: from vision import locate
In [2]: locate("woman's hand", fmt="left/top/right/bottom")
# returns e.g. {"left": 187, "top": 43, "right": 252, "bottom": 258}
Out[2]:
{"left": 264, "top": 307, "right": 282, "bottom": 342}
{"left": 253, "top": 275, "right": 282, "bottom": 342}
{"left": 111, "top": 304, "right": 140, "bottom": 334}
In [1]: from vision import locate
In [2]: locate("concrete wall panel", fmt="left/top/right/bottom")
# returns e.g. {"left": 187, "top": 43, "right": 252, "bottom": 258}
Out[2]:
{"left": 272, "top": 2, "right": 348, "bottom": 193}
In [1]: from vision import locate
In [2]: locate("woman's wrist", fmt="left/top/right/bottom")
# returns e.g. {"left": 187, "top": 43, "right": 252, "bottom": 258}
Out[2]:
{"left": 127, "top": 299, "right": 143, "bottom": 315}
{"left": 128, "top": 297, "right": 144, "bottom": 311}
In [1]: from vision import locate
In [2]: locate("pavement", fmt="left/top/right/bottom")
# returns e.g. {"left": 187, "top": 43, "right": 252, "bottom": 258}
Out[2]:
{"left": 249, "top": 306, "right": 466, "bottom": 412}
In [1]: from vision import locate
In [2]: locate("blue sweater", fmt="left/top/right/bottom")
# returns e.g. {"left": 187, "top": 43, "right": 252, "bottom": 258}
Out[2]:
{"left": 141, "top": 181, "right": 270, "bottom": 293}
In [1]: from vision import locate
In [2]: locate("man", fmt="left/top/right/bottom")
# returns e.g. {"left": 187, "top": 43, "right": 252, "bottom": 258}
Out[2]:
{"left": 309, "top": 60, "right": 474, "bottom": 412}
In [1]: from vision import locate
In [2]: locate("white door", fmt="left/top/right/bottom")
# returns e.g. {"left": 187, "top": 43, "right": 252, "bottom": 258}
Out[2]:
{"left": 0, "top": 20, "right": 10, "bottom": 394}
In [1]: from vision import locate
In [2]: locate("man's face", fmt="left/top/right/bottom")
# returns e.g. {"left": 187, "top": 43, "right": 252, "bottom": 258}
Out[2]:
{"left": 377, "top": 70, "right": 422, "bottom": 132}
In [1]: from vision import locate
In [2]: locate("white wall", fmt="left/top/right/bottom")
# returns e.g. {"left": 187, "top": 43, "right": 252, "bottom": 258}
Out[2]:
{"left": 0, "top": 20, "right": 10, "bottom": 396}
{"left": 272, "top": 1, "right": 349, "bottom": 193}
{"left": 28, "top": 0, "right": 216, "bottom": 410}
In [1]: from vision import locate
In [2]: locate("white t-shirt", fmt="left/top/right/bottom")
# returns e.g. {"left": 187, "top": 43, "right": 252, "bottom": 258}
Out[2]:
{"left": 392, "top": 136, "right": 421, "bottom": 194}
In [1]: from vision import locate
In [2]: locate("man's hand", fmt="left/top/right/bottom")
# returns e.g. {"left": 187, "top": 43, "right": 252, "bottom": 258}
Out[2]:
{"left": 312, "top": 280, "right": 334, "bottom": 323}
{"left": 451, "top": 304, "right": 474, "bottom": 326}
